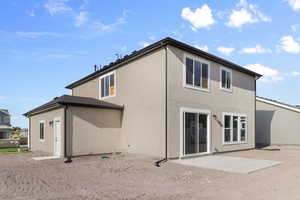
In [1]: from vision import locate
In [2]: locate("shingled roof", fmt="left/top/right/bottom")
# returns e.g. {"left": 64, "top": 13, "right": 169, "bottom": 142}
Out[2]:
{"left": 65, "top": 37, "right": 262, "bottom": 89}
{"left": 24, "top": 95, "right": 123, "bottom": 117}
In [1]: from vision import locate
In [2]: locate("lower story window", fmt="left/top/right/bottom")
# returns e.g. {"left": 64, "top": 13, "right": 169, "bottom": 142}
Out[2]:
{"left": 39, "top": 121, "right": 45, "bottom": 141}
{"left": 223, "top": 113, "right": 247, "bottom": 144}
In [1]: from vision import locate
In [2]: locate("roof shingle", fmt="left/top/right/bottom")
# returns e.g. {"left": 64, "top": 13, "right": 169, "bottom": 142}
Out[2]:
{"left": 24, "top": 95, "right": 123, "bottom": 117}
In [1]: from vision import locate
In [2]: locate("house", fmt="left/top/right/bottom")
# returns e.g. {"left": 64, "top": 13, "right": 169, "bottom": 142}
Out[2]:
{"left": 20, "top": 128, "right": 29, "bottom": 137}
{"left": 256, "top": 96, "right": 300, "bottom": 147}
{"left": 24, "top": 37, "right": 261, "bottom": 160}
{"left": 0, "top": 109, "right": 12, "bottom": 139}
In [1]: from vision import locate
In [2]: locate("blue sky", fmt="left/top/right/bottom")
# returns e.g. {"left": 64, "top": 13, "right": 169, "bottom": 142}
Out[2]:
{"left": 1, "top": 0, "right": 300, "bottom": 128}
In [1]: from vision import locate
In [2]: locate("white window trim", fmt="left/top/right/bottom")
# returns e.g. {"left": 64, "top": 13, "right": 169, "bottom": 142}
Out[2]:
{"left": 183, "top": 53, "right": 211, "bottom": 93}
{"left": 99, "top": 71, "right": 116, "bottom": 100}
{"left": 179, "top": 107, "right": 211, "bottom": 158}
{"left": 222, "top": 112, "right": 247, "bottom": 145}
{"left": 39, "top": 120, "right": 45, "bottom": 142}
{"left": 220, "top": 66, "right": 233, "bottom": 93}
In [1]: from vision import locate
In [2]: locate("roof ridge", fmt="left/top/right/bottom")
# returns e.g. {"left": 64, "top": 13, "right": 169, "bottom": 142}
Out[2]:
{"left": 65, "top": 37, "right": 262, "bottom": 89}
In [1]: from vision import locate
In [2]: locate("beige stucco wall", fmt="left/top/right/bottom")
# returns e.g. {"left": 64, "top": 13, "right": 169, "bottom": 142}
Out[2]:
{"left": 73, "top": 78, "right": 99, "bottom": 98}
{"left": 29, "top": 108, "right": 65, "bottom": 156}
{"left": 66, "top": 106, "right": 123, "bottom": 156}
{"left": 71, "top": 45, "right": 256, "bottom": 159}
{"left": 72, "top": 49, "right": 166, "bottom": 158}
{"left": 256, "top": 100, "right": 300, "bottom": 146}
{"left": 167, "top": 46, "right": 256, "bottom": 158}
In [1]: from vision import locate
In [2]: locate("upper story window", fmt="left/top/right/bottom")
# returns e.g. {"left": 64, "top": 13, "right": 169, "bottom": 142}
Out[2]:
{"left": 220, "top": 67, "right": 232, "bottom": 91}
{"left": 39, "top": 121, "right": 45, "bottom": 141}
{"left": 100, "top": 71, "right": 116, "bottom": 99}
{"left": 0, "top": 116, "right": 10, "bottom": 125}
{"left": 184, "top": 55, "right": 210, "bottom": 91}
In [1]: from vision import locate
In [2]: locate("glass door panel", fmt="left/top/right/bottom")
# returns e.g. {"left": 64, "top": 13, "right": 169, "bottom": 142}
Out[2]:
{"left": 184, "top": 112, "right": 208, "bottom": 155}
{"left": 199, "top": 114, "right": 208, "bottom": 153}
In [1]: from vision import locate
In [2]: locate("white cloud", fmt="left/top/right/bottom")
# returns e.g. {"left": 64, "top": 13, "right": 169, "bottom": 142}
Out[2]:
{"left": 45, "top": 53, "right": 73, "bottom": 59}
{"left": 26, "top": 9, "right": 35, "bottom": 17}
{"left": 217, "top": 46, "right": 235, "bottom": 56}
{"left": 226, "top": 0, "right": 271, "bottom": 28}
{"left": 16, "top": 32, "right": 62, "bottom": 39}
{"left": 44, "top": 0, "right": 72, "bottom": 15}
{"left": 0, "top": 96, "right": 6, "bottom": 101}
{"left": 285, "top": 71, "right": 300, "bottom": 77}
{"left": 93, "top": 10, "right": 128, "bottom": 31}
{"left": 241, "top": 45, "right": 272, "bottom": 54}
{"left": 94, "top": 18, "right": 125, "bottom": 31}
{"left": 244, "top": 64, "right": 283, "bottom": 82}
{"left": 287, "top": 0, "right": 300, "bottom": 11}
{"left": 37, "top": 51, "right": 87, "bottom": 61}
{"left": 149, "top": 35, "right": 155, "bottom": 40}
{"left": 291, "top": 24, "right": 298, "bottom": 32}
{"left": 120, "top": 46, "right": 127, "bottom": 51}
{"left": 138, "top": 41, "right": 151, "bottom": 48}
{"left": 194, "top": 45, "right": 208, "bottom": 52}
{"left": 279, "top": 35, "right": 300, "bottom": 54}
{"left": 226, "top": 9, "right": 256, "bottom": 27}
{"left": 181, "top": 4, "right": 216, "bottom": 30}
{"left": 74, "top": 11, "right": 88, "bottom": 27}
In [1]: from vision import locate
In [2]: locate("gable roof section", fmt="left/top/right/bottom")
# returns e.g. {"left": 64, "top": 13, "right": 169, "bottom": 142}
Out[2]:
{"left": 66, "top": 37, "right": 262, "bottom": 89}
{"left": 256, "top": 96, "right": 300, "bottom": 113}
{"left": 24, "top": 95, "right": 124, "bottom": 117}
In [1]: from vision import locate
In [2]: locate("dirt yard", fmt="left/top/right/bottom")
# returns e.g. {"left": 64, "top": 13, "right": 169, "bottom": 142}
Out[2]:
{"left": 1, "top": 147, "right": 300, "bottom": 200}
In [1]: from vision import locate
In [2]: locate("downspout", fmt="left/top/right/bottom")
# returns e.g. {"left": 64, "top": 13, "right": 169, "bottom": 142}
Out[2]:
{"left": 254, "top": 76, "right": 258, "bottom": 149}
{"left": 64, "top": 105, "right": 72, "bottom": 163}
{"left": 155, "top": 45, "right": 168, "bottom": 167}
{"left": 28, "top": 117, "right": 31, "bottom": 149}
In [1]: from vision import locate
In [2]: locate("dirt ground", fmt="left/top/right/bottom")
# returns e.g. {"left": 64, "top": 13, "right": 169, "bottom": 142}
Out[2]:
{"left": 1, "top": 147, "right": 300, "bottom": 200}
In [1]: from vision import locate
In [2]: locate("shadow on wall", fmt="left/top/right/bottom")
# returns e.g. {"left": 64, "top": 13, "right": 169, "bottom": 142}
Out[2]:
{"left": 256, "top": 110, "right": 275, "bottom": 148}
{"left": 67, "top": 108, "right": 123, "bottom": 156}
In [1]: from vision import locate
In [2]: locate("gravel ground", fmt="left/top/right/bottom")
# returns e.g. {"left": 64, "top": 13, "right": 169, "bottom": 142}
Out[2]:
{"left": 1, "top": 147, "right": 300, "bottom": 200}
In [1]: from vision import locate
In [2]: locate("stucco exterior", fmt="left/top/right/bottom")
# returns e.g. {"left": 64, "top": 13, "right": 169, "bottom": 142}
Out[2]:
{"left": 27, "top": 38, "right": 258, "bottom": 159}
{"left": 72, "top": 49, "right": 166, "bottom": 158}
{"left": 29, "top": 108, "right": 65, "bottom": 155}
{"left": 71, "top": 46, "right": 256, "bottom": 158}
{"left": 166, "top": 46, "right": 256, "bottom": 158}
{"left": 256, "top": 99, "right": 300, "bottom": 146}
{"left": 66, "top": 106, "right": 123, "bottom": 156}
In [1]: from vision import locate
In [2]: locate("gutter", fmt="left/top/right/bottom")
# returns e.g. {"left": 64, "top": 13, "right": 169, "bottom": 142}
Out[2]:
{"left": 155, "top": 44, "right": 168, "bottom": 167}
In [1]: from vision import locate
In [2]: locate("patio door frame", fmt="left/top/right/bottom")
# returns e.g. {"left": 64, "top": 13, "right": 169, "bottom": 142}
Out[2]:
{"left": 53, "top": 117, "right": 62, "bottom": 156}
{"left": 179, "top": 107, "right": 211, "bottom": 158}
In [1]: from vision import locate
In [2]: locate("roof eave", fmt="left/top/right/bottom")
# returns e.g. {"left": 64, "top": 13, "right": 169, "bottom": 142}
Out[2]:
{"left": 65, "top": 37, "right": 262, "bottom": 89}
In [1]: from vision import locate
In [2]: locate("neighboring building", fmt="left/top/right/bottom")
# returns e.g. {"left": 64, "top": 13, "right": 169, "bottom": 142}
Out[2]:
{"left": 24, "top": 37, "right": 261, "bottom": 159}
{"left": 20, "top": 128, "right": 29, "bottom": 137}
{"left": 0, "top": 109, "right": 12, "bottom": 139}
{"left": 256, "top": 97, "right": 300, "bottom": 147}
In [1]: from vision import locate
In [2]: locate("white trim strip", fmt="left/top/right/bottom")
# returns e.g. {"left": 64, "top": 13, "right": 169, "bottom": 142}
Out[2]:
{"left": 256, "top": 97, "right": 300, "bottom": 113}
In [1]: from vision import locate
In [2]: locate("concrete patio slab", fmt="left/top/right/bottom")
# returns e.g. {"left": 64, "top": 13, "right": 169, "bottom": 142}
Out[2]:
{"left": 172, "top": 155, "right": 281, "bottom": 174}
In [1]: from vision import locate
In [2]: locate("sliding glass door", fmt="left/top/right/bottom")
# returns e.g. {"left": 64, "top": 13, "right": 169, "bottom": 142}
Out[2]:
{"left": 183, "top": 111, "right": 209, "bottom": 155}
